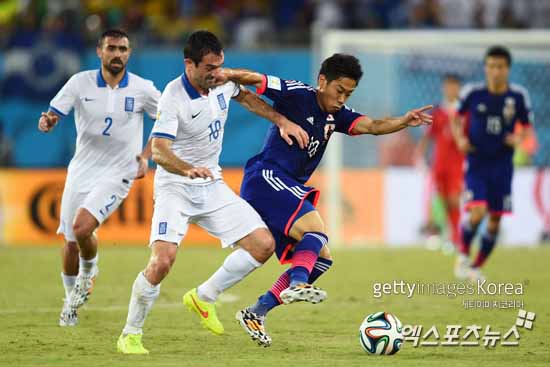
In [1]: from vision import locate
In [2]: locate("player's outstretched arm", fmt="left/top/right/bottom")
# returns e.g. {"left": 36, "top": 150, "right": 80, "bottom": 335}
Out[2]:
{"left": 233, "top": 87, "right": 309, "bottom": 149}
{"left": 135, "top": 136, "right": 153, "bottom": 179}
{"left": 350, "top": 105, "right": 433, "bottom": 136}
{"left": 221, "top": 68, "right": 264, "bottom": 89}
{"left": 151, "top": 138, "right": 213, "bottom": 179}
{"left": 37, "top": 111, "right": 60, "bottom": 133}
{"left": 451, "top": 114, "right": 474, "bottom": 153}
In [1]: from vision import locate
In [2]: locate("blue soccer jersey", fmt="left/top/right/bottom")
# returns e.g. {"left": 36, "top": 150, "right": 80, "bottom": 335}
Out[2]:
{"left": 457, "top": 82, "right": 533, "bottom": 160}
{"left": 458, "top": 82, "right": 533, "bottom": 213}
{"left": 244, "top": 75, "right": 363, "bottom": 183}
{"left": 241, "top": 75, "right": 363, "bottom": 262}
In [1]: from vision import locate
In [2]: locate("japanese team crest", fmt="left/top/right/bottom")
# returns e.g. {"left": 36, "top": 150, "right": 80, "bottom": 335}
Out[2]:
{"left": 324, "top": 123, "right": 336, "bottom": 141}
{"left": 503, "top": 97, "right": 516, "bottom": 124}
{"left": 125, "top": 97, "right": 135, "bottom": 112}
{"left": 217, "top": 93, "right": 227, "bottom": 110}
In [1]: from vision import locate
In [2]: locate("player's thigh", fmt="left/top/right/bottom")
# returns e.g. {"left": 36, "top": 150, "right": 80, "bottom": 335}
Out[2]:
{"left": 57, "top": 185, "right": 89, "bottom": 242}
{"left": 81, "top": 178, "right": 132, "bottom": 225}
{"left": 288, "top": 210, "right": 325, "bottom": 241}
{"left": 149, "top": 189, "right": 190, "bottom": 247}
{"left": 196, "top": 182, "right": 268, "bottom": 249}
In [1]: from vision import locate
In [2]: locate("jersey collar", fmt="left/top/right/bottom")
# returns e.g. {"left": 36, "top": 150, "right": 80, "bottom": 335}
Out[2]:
{"left": 181, "top": 71, "right": 201, "bottom": 99}
{"left": 96, "top": 69, "right": 129, "bottom": 88}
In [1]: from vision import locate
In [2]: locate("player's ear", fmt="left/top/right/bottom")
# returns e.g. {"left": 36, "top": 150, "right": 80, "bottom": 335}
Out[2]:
{"left": 318, "top": 74, "right": 327, "bottom": 91}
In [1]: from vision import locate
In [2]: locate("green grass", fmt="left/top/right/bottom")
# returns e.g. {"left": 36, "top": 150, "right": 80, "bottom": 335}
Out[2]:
{"left": 1, "top": 245, "right": 549, "bottom": 367}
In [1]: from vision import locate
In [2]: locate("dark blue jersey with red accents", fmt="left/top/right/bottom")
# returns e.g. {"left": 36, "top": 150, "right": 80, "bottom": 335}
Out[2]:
{"left": 244, "top": 75, "right": 363, "bottom": 183}
{"left": 457, "top": 82, "right": 533, "bottom": 161}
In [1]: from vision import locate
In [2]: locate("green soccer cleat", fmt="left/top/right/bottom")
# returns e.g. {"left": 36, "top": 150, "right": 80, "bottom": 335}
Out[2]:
{"left": 183, "top": 288, "right": 224, "bottom": 335}
{"left": 117, "top": 333, "right": 149, "bottom": 355}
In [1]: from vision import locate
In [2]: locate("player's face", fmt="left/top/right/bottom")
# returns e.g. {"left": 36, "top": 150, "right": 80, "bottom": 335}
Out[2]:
{"left": 186, "top": 51, "right": 225, "bottom": 91}
{"left": 97, "top": 36, "right": 131, "bottom": 76}
{"left": 484, "top": 56, "right": 509, "bottom": 86}
{"left": 442, "top": 79, "right": 460, "bottom": 102}
{"left": 317, "top": 75, "right": 357, "bottom": 113}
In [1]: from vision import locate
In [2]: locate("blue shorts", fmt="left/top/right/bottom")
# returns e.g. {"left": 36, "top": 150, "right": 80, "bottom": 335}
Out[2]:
{"left": 240, "top": 167, "right": 320, "bottom": 264}
{"left": 464, "top": 157, "right": 513, "bottom": 214}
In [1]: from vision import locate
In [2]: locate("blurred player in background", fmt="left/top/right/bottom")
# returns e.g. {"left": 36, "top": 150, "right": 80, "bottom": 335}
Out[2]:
{"left": 117, "top": 30, "right": 308, "bottom": 354}
{"left": 452, "top": 46, "right": 533, "bottom": 281}
{"left": 220, "top": 54, "right": 432, "bottom": 346}
{"left": 38, "top": 29, "right": 160, "bottom": 327}
{"left": 415, "top": 74, "right": 463, "bottom": 250}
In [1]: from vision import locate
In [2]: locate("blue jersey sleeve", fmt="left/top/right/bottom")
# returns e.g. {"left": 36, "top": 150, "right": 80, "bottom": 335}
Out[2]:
{"left": 516, "top": 86, "right": 533, "bottom": 125}
{"left": 256, "top": 75, "right": 310, "bottom": 103}
{"left": 457, "top": 84, "right": 474, "bottom": 115}
{"left": 334, "top": 105, "right": 363, "bottom": 135}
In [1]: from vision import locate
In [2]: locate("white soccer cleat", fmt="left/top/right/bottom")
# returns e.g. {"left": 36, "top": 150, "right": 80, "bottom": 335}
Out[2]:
{"left": 59, "top": 301, "right": 78, "bottom": 327}
{"left": 279, "top": 283, "right": 327, "bottom": 305}
{"left": 68, "top": 267, "right": 99, "bottom": 309}
{"left": 454, "top": 254, "right": 470, "bottom": 280}
{"left": 468, "top": 267, "right": 486, "bottom": 282}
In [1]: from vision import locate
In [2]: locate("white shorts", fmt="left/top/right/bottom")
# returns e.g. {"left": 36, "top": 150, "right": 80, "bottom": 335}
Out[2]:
{"left": 149, "top": 179, "right": 267, "bottom": 247}
{"left": 57, "top": 178, "right": 132, "bottom": 241}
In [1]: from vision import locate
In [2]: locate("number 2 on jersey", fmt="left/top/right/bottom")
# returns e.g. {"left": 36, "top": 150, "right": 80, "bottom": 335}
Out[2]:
{"left": 103, "top": 117, "right": 113, "bottom": 136}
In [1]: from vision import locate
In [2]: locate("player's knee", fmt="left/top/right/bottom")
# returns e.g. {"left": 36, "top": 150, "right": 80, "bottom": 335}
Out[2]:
{"left": 65, "top": 241, "right": 79, "bottom": 255}
{"left": 252, "top": 232, "right": 275, "bottom": 262}
{"left": 72, "top": 221, "right": 95, "bottom": 241}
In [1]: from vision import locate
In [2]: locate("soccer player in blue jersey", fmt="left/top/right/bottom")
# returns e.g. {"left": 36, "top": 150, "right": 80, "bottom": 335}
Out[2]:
{"left": 452, "top": 46, "right": 533, "bottom": 281}
{"left": 218, "top": 54, "right": 433, "bottom": 346}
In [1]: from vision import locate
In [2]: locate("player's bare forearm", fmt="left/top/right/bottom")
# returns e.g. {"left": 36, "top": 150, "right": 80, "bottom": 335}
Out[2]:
{"left": 151, "top": 138, "right": 194, "bottom": 176}
{"left": 224, "top": 68, "right": 264, "bottom": 89}
{"left": 140, "top": 136, "right": 153, "bottom": 160}
{"left": 352, "top": 116, "right": 408, "bottom": 135}
{"left": 235, "top": 88, "right": 286, "bottom": 127}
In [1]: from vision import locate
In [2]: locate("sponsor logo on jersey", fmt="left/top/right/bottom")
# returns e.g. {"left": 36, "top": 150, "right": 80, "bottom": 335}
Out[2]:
{"left": 503, "top": 97, "right": 516, "bottom": 123}
{"left": 217, "top": 93, "right": 227, "bottom": 110}
{"left": 477, "top": 103, "right": 487, "bottom": 113}
{"left": 327, "top": 114, "right": 335, "bottom": 121}
{"left": 125, "top": 97, "right": 135, "bottom": 112}
{"left": 307, "top": 116, "right": 314, "bottom": 125}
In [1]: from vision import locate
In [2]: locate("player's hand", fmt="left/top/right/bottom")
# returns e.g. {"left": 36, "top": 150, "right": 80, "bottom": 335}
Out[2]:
{"left": 135, "top": 154, "right": 148, "bottom": 179}
{"left": 38, "top": 112, "right": 59, "bottom": 133}
{"left": 457, "top": 136, "right": 475, "bottom": 153}
{"left": 279, "top": 119, "right": 309, "bottom": 149}
{"left": 211, "top": 68, "right": 230, "bottom": 87}
{"left": 186, "top": 167, "right": 214, "bottom": 180}
{"left": 504, "top": 133, "right": 522, "bottom": 148}
{"left": 404, "top": 105, "right": 433, "bottom": 127}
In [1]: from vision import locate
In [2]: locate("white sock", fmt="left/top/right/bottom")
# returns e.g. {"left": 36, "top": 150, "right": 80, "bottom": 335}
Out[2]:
{"left": 197, "top": 248, "right": 262, "bottom": 303}
{"left": 61, "top": 272, "right": 77, "bottom": 300}
{"left": 79, "top": 254, "right": 98, "bottom": 275}
{"left": 122, "top": 272, "right": 160, "bottom": 335}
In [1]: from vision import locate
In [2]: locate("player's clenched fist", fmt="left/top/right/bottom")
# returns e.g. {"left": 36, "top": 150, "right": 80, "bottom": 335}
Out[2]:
{"left": 38, "top": 112, "right": 59, "bottom": 133}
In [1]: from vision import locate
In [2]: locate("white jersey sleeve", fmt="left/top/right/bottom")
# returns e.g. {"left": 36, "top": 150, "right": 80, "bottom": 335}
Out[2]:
{"left": 151, "top": 89, "right": 180, "bottom": 140}
{"left": 49, "top": 74, "right": 79, "bottom": 117}
{"left": 142, "top": 80, "right": 161, "bottom": 120}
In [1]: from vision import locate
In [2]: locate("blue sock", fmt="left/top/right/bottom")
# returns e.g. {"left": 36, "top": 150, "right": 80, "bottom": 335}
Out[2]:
{"left": 288, "top": 232, "right": 327, "bottom": 287}
{"left": 473, "top": 231, "right": 497, "bottom": 268}
{"left": 249, "top": 291, "right": 281, "bottom": 316}
{"left": 308, "top": 257, "right": 333, "bottom": 284}
{"left": 460, "top": 221, "right": 478, "bottom": 256}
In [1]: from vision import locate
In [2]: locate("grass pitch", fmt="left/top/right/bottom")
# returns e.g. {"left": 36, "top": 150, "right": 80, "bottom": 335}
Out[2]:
{"left": 1, "top": 245, "right": 549, "bottom": 367}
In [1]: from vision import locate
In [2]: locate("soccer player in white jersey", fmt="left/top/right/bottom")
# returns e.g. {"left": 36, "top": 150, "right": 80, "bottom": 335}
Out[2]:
{"left": 37, "top": 29, "right": 161, "bottom": 327}
{"left": 117, "top": 30, "right": 308, "bottom": 354}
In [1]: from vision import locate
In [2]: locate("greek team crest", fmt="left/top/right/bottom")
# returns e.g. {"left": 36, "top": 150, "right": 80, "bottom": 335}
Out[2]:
{"left": 217, "top": 93, "right": 227, "bottom": 110}
{"left": 125, "top": 97, "right": 135, "bottom": 112}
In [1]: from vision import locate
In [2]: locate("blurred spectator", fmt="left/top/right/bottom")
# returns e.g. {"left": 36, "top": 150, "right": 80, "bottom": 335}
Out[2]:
{"left": 0, "top": 119, "right": 12, "bottom": 166}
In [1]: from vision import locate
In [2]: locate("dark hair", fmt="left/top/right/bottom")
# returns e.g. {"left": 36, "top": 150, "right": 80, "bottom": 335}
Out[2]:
{"left": 442, "top": 73, "right": 461, "bottom": 83}
{"left": 183, "top": 30, "right": 223, "bottom": 65}
{"left": 98, "top": 29, "right": 130, "bottom": 47}
{"left": 319, "top": 53, "right": 363, "bottom": 83}
{"left": 485, "top": 45, "right": 512, "bottom": 66}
